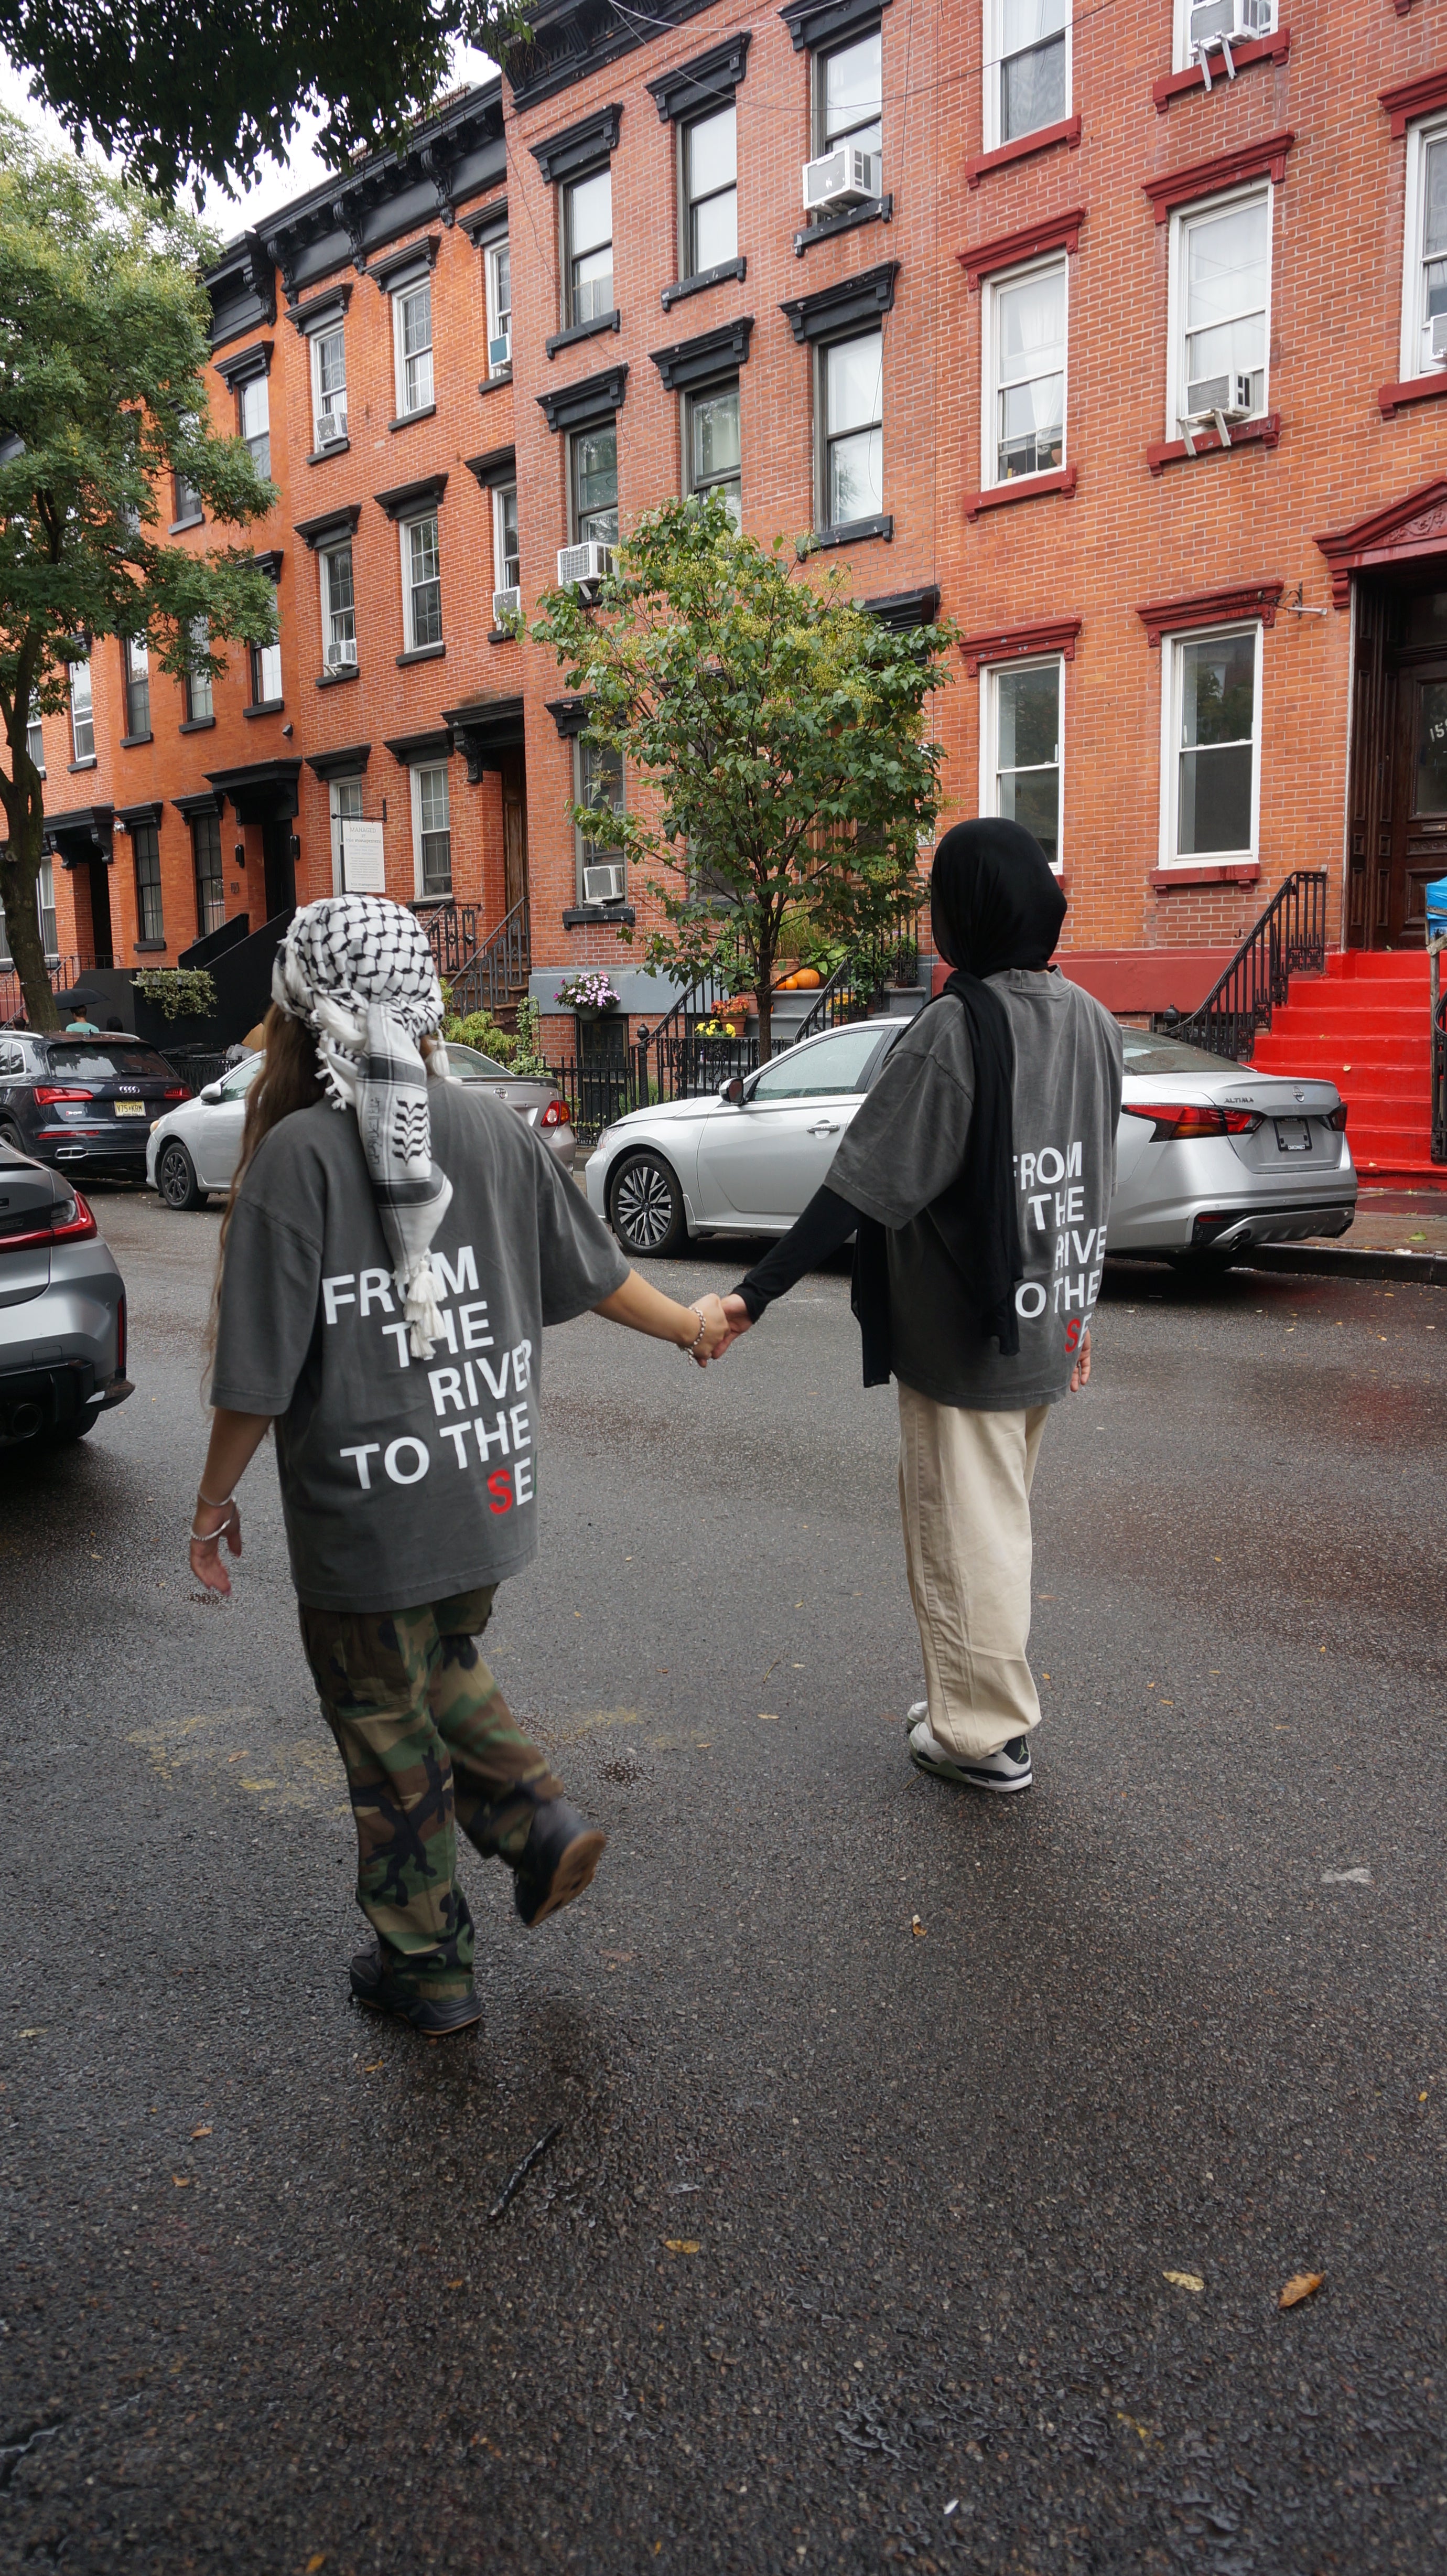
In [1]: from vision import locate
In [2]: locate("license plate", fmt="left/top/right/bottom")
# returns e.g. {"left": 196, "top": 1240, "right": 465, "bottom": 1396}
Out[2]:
{"left": 1273, "top": 1117, "right": 1312, "bottom": 1153}
{"left": 113, "top": 1100, "right": 146, "bottom": 1116}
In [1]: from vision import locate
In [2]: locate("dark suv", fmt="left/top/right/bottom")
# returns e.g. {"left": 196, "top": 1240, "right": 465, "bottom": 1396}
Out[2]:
{"left": 0, "top": 1032, "right": 192, "bottom": 1178}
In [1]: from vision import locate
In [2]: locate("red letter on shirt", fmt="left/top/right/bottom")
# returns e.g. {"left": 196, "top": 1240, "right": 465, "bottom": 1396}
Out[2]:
{"left": 487, "top": 1469, "right": 514, "bottom": 1515}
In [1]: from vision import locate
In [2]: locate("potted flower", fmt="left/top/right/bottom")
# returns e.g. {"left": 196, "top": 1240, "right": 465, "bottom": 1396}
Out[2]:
{"left": 555, "top": 971, "right": 621, "bottom": 1021}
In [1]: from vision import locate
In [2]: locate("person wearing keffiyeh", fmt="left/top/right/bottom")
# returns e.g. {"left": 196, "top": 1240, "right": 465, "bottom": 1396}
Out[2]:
{"left": 187, "top": 894, "right": 732, "bottom": 2041}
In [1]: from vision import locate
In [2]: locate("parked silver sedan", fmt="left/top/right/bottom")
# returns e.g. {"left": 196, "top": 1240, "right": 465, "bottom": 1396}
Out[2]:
{"left": 586, "top": 1016, "right": 1357, "bottom": 1267}
{"left": 0, "top": 1143, "right": 132, "bottom": 1447}
{"left": 146, "top": 1040, "right": 576, "bottom": 1209}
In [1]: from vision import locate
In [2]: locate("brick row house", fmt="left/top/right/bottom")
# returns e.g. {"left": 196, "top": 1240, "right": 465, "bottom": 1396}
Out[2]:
{"left": 19, "top": 0, "right": 1447, "bottom": 1158}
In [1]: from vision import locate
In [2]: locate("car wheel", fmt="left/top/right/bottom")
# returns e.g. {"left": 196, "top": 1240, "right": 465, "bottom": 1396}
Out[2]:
{"left": 609, "top": 1150, "right": 689, "bottom": 1258}
{"left": 0, "top": 1119, "right": 24, "bottom": 1152}
{"left": 157, "top": 1139, "right": 209, "bottom": 1211}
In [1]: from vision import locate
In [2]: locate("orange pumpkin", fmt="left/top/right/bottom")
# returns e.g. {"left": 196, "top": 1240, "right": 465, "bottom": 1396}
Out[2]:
{"left": 793, "top": 967, "right": 822, "bottom": 989}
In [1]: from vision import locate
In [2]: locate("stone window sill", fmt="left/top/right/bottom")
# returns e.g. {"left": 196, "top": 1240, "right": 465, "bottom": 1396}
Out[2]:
{"left": 1153, "top": 28, "right": 1290, "bottom": 111}
{"left": 68, "top": 756, "right": 97, "bottom": 772}
{"left": 1147, "top": 412, "right": 1280, "bottom": 474}
{"left": 1151, "top": 862, "right": 1260, "bottom": 890}
{"left": 563, "top": 903, "right": 636, "bottom": 928}
{"left": 168, "top": 513, "right": 204, "bottom": 535}
{"left": 1378, "top": 370, "right": 1447, "bottom": 421}
{"left": 966, "top": 465, "right": 1076, "bottom": 521}
{"left": 317, "top": 666, "right": 360, "bottom": 688}
{"left": 810, "top": 512, "right": 893, "bottom": 550}
{"left": 244, "top": 699, "right": 284, "bottom": 718}
{"left": 488, "top": 626, "right": 517, "bottom": 645}
{"left": 388, "top": 403, "right": 437, "bottom": 433}
{"left": 179, "top": 715, "right": 216, "bottom": 733}
{"left": 793, "top": 197, "right": 891, "bottom": 257}
{"left": 133, "top": 938, "right": 168, "bottom": 953}
{"left": 307, "top": 437, "right": 352, "bottom": 465}
{"left": 661, "top": 256, "right": 748, "bottom": 310}
{"left": 478, "top": 370, "right": 513, "bottom": 398}
{"left": 119, "top": 731, "right": 153, "bottom": 749}
{"left": 396, "top": 641, "right": 446, "bottom": 666}
{"left": 546, "top": 309, "right": 621, "bottom": 359}
{"left": 966, "top": 115, "right": 1081, "bottom": 189}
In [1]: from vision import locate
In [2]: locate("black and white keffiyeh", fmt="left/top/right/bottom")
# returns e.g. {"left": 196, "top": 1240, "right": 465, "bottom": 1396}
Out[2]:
{"left": 272, "top": 895, "right": 453, "bottom": 1359}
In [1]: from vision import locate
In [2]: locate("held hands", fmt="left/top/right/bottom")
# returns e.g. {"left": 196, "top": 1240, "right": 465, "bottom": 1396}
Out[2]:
{"left": 190, "top": 1497, "right": 243, "bottom": 1595}
{"left": 1067, "top": 1325, "right": 1092, "bottom": 1394}
{"left": 681, "top": 1293, "right": 732, "bottom": 1365}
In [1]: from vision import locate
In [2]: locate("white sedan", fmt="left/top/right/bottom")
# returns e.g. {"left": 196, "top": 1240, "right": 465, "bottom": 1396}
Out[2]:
{"left": 585, "top": 1016, "right": 1357, "bottom": 1269}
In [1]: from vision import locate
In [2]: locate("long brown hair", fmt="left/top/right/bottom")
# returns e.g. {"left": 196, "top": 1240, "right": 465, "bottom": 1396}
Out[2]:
{"left": 206, "top": 1007, "right": 327, "bottom": 1369}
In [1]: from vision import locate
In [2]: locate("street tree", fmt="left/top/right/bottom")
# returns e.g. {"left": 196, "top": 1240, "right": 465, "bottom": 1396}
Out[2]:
{"left": 0, "top": 117, "right": 280, "bottom": 1027}
{"left": 532, "top": 495, "right": 957, "bottom": 1058}
{"left": 0, "top": 0, "right": 527, "bottom": 199}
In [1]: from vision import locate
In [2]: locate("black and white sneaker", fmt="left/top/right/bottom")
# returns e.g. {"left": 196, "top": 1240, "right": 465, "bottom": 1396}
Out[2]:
{"left": 907, "top": 1706, "right": 1033, "bottom": 1794}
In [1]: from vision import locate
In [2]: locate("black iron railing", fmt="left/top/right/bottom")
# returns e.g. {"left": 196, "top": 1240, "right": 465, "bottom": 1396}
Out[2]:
{"left": 450, "top": 893, "right": 531, "bottom": 1020}
{"left": 415, "top": 900, "right": 480, "bottom": 985}
{"left": 1169, "top": 870, "right": 1329, "bottom": 1064}
{"left": 790, "top": 898, "right": 924, "bottom": 1046}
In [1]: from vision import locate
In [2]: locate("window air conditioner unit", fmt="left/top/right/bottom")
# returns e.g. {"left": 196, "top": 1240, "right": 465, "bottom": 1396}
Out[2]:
{"left": 492, "top": 584, "right": 522, "bottom": 624}
{"left": 1431, "top": 312, "right": 1447, "bottom": 363}
{"left": 317, "top": 407, "right": 347, "bottom": 445}
{"left": 556, "top": 540, "right": 612, "bottom": 589}
{"left": 326, "top": 639, "right": 357, "bottom": 670}
{"left": 1180, "top": 378, "right": 1255, "bottom": 455}
{"left": 1189, "top": 0, "right": 1273, "bottom": 81}
{"left": 801, "top": 144, "right": 881, "bottom": 215}
{"left": 583, "top": 862, "right": 625, "bottom": 904}
{"left": 489, "top": 331, "right": 512, "bottom": 370}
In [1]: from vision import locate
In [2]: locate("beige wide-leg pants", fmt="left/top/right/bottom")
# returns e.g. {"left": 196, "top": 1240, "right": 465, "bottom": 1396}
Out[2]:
{"left": 897, "top": 1380, "right": 1051, "bottom": 1760}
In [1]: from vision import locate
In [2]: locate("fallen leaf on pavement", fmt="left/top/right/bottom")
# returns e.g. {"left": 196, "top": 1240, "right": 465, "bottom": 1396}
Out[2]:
{"left": 1163, "top": 2270, "right": 1204, "bottom": 2292}
{"left": 190, "top": 2124, "right": 212, "bottom": 2139}
{"left": 663, "top": 2239, "right": 700, "bottom": 2255}
{"left": 447, "top": 2279, "right": 463, "bottom": 2289}
{"left": 172, "top": 2175, "right": 191, "bottom": 2187}
{"left": 911, "top": 1914, "right": 927, "bottom": 1938}
{"left": 758, "top": 1712, "right": 779, "bottom": 1722}
{"left": 306, "top": 2557, "right": 327, "bottom": 2572}
{"left": 361, "top": 2061, "right": 385, "bottom": 2073}
{"left": 1279, "top": 2271, "right": 1324, "bottom": 2309}
{"left": 17, "top": 2028, "right": 42, "bottom": 2039}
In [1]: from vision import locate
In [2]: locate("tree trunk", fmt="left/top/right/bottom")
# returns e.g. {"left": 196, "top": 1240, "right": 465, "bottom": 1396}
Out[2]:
{"left": 0, "top": 802, "right": 59, "bottom": 1032}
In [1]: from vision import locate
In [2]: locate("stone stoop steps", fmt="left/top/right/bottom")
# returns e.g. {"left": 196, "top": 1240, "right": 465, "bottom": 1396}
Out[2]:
{"left": 1251, "top": 951, "right": 1439, "bottom": 1185}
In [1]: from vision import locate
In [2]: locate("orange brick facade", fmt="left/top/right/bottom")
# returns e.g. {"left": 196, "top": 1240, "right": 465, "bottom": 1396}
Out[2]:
{"left": 28, "top": 0, "right": 1447, "bottom": 1025}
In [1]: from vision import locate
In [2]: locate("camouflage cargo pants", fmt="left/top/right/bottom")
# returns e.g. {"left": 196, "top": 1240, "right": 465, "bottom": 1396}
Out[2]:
{"left": 299, "top": 1586, "right": 563, "bottom": 2003}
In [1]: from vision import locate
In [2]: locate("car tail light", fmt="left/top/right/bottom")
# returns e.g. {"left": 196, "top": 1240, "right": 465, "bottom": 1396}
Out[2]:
{"left": 1326, "top": 1103, "right": 1348, "bottom": 1131}
{"left": 1124, "top": 1100, "right": 1261, "bottom": 1141}
{"left": 34, "top": 1085, "right": 93, "bottom": 1105}
{"left": 115, "top": 1289, "right": 127, "bottom": 1375}
{"left": 162, "top": 1085, "right": 192, "bottom": 1101}
{"left": 538, "top": 1098, "right": 570, "bottom": 1128}
{"left": 0, "top": 1187, "right": 98, "bottom": 1252}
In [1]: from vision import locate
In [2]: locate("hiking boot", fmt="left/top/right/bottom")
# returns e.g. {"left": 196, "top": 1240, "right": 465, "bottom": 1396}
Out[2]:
{"left": 349, "top": 1943, "right": 483, "bottom": 2037}
{"left": 512, "top": 1797, "right": 607, "bottom": 1928}
{"left": 907, "top": 1711, "right": 1033, "bottom": 1794}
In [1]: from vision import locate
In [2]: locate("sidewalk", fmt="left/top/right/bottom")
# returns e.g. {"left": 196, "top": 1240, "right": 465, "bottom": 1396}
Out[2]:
{"left": 1241, "top": 1187, "right": 1447, "bottom": 1287}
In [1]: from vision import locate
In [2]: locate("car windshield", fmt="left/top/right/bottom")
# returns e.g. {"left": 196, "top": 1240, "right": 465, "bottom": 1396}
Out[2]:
{"left": 445, "top": 1042, "right": 511, "bottom": 1079}
{"left": 46, "top": 1044, "right": 178, "bottom": 1081}
{"left": 1119, "top": 1031, "right": 1239, "bottom": 1078}
{"left": 749, "top": 1024, "right": 887, "bottom": 1100}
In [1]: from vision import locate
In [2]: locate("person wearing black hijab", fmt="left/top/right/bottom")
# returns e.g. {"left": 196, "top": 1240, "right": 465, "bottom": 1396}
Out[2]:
{"left": 721, "top": 818, "right": 1121, "bottom": 1795}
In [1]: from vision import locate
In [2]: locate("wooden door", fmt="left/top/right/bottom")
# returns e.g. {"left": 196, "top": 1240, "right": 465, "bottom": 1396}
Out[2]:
{"left": 1386, "top": 594, "right": 1447, "bottom": 946}
{"left": 500, "top": 750, "right": 528, "bottom": 917}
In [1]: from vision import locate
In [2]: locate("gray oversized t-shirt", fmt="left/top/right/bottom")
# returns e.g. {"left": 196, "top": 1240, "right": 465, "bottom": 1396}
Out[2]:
{"left": 210, "top": 1080, "right": 629, "bottom": 1611}
{"left": 826, "top": 968, "right": 1123, "bottom": 1410}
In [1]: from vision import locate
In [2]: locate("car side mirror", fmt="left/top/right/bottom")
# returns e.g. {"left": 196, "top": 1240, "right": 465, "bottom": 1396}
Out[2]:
{"left": 200, "top": 1081, "right": 224, "bottom": 1104}
{"left": 719, "top": 1075, "right": 744, "bottom": 1105}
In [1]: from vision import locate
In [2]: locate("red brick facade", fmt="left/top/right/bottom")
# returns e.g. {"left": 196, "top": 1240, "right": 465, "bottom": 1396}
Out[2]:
{"left": 29, "top": 0, "right": 1447, "bottom": 1022}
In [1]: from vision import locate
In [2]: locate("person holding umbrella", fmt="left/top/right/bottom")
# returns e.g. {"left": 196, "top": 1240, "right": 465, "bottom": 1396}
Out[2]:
{"left": 720, "top": 819, "right": 1122, "bottom": 1793}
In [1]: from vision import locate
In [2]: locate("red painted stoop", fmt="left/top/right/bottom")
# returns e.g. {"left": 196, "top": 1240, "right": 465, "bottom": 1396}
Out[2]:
{"left": 1251, "top": 951, "right": 1440, "bottom": 1184}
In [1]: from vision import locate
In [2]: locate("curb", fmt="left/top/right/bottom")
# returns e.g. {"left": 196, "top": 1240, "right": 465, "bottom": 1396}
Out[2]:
{"left": 1231, "top": 1243, "right": 1447, "bottom": 1287}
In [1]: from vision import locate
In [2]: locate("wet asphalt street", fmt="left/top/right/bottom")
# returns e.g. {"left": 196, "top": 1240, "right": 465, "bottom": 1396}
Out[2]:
{"left": 2, "top": 1184, "right": 1444, "bottom": 2576}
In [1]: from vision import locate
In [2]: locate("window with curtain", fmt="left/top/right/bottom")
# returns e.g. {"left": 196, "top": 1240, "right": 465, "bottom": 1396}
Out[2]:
{"left": 991, "top": 0, "right": 1068, "bottom": 147}
{"left": 1405, "top": 119, "right": 1447, "bottom": 379}
{"left": 329, "top": 776, "right": 365, "bottom": 895}
{"left": 134, "top": 823, "right": 165, "bottom": 942}
{"left": 989, "top": 257, "right": 1065, "bottom": 481}
{"left": 1173, "top": 191, "right": 1269, "bottom": 426}
{"left": 1169, "top": 626, "right": 1260, "bottom": 862}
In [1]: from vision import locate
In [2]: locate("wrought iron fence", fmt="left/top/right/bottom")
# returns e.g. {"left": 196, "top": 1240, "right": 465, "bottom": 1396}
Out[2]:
{"left": 415, "top": 901, "right": 480, "bottom": 984}
{"left": 790, "top": 899, "right": 924, "bottom": 1045}
{"left": 1169, "top": 870, "right": 1329, "bottom": 1063}
{"left": 540, "top": 1026, "right": 760, "bottom": 1143}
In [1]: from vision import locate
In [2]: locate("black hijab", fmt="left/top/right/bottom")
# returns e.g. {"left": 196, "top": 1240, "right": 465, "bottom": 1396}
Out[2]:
{"left": 852, "top": 818, "right": 1065, "bottom": 1375}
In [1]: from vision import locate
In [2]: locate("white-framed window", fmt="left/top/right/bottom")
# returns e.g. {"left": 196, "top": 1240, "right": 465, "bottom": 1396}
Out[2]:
{"left": 564, "top": 167, "right": 613, "bottom": 328}
{"left": 249, "top": 591, "right": 282, "bottom": 706}
{"left": 311, "top": 325, "right": 348, "bottom": 446}
{"left": 1159, "top": 621, "right": 1262, "bottom": 867}
{"left": 1167, "top": 185, "right": 1271, "bottom": 438}
{"left": 237, "top": 372, "right": 269, "bottom": 476}
{"left": 68, "top": 660, "right": 94, "bottom": 763}
{"left": 819, "top": 328, "right": 883, "bottom": 530}
{"left": 983, "top": 253, "right": 1066, "bottom": 486}
{"left": 1400, "top": 114, "right": 1447, "bottom": 381}
{"left": 985, "top": 0, "right": 1071, "bottom": 152}
{"left": 1172, "top": 0, "right": 1276, "bottom": 76}
{"left": 25, "top": 712, "right": 44, "bottom": 775}
{"left": 328, "top": 776, "right": 365, "bottom": 896}
{"left": 320, "top": 542, "right": 357, "bottom": 672}
{"left": 814, "top": 25, "right": 882, "bottom": 158}
{"left": 411, "top": 761, "right": 451, "bottom": 897}
{"left": 38, "top": 854, "right": 57, "bottom": 958}
{"left": 683, "top": 105, "right": 737, "bottom": 276}
{"left": 392, "top": 279, "right": 434, "bottom": 416}
{"left": 492, "top": 482, "right": 520, "bottom": 594}
{"left": 185, "top": 616, "right": 212, "bottom": 723}
{"left": 401, "top": 511, "right": 442, "bottom": 651}
{"left": 980, "top": 657, "right": 1064, "bottom": 868}
{"left": 484, "top": 236, "right": 512, "bottom": 375}
{"left": 686, "top": 380, "right": 741, "bottom": 523}
{"left": 570, "top": 423, "right": 618, "bottom": 544}
{"left": 123, "top": 635, "right": 150, "bottom": 737}
{"left": 575, "top": 736, "right": 625, "bottom": 896}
